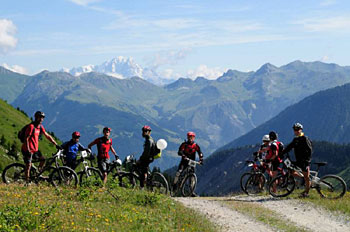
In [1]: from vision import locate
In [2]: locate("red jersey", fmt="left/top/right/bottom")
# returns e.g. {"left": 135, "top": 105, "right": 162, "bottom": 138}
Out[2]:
{"left": 265, "top": 141, "right": 281, "bottom": 162}
{"left": 178, "top": 141, "right": 201, "bottom": 160}
{"left": 21, "top": 123, "right": 45, "bottom": 153}
{"left": 90, "top": 137, "right": 113, "bottom": 159}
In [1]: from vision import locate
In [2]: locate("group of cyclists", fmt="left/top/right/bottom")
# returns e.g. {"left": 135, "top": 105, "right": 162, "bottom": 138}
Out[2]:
{"left": 19, "top": 109, "right": 314, "bottom": 197}
{"left": 254, "top": 123, "right": 313, "bottom": 197}
{"left": 20, "top": 111, "right": 204, "bottom": 190}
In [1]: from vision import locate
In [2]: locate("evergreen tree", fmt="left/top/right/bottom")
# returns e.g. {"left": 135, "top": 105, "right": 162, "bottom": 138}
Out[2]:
{"left": 0, "top": 135, "right": 6, "bottom": 146}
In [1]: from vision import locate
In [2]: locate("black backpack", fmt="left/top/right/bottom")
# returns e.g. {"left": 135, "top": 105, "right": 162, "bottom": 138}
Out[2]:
{"left": 276, "top": 141, "right": 285, "bottom": 158}
{"left": 18, "top": 123, "right": 42, "bottom": 143}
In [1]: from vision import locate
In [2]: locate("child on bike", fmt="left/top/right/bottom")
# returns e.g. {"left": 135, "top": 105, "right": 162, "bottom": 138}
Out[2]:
{"left": 61, "top": 131, "right": 90, "bottom": 170}
{"left": 173, "top": 131, "right": 203, "bottom": 196}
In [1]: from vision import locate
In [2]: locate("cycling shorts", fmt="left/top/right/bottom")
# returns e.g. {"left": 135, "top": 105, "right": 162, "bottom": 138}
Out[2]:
{"left": 295, "top": 161, "right": 310, "bottom": 172}
{"left": 98, "top": 158, "right": 110, "bottom": 173}
{"left": 22, "top": 150, "right": 44, "bottom": 164}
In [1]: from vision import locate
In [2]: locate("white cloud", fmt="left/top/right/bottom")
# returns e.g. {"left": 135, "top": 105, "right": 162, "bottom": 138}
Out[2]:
{"left": 295, "top": 16, "right": 350, "bottom": 32}
{"left": 147, "top": 48, "right": 192, "bottom": 69}
{"left": 159, "top": 68, "right": 182, "bottom": 80}
{"left": 69, "top": 0, "right": 101, "bottom": 7}
{"left": 187, "top": 65, "right": 227, "bottom": 80}
{"left": 320, "top": 55, "right": 330, "bottom": 62}
{"left": 2, "top": 63, "right": 28, "bottom": 74}
{"left": 320, "top": 0, "right": 337, "bottom": 6}
{"left": 0, "top": 19, "right": 17, "bottom": 54}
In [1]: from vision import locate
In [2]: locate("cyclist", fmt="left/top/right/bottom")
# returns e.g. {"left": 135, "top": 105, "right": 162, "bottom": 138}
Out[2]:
{"left": 255, "top": 134, "right": 270, "bottom": 160}
{"left": 21, "top": 111, "right": 60, "bottom": 184}
{"left": 136, "top": 125, "right": 157, "bottom": 188}
{"left": 61, "top": 131, "right": 89, "bottom": 170}
{"left": 173, "top": 132, "right": 203, "bottom": 195}
{"left": 88, "top": 127, "right": 118, "bottom": 185}
{"left": 280, "top": 123, "right": 313, "bottom": 197}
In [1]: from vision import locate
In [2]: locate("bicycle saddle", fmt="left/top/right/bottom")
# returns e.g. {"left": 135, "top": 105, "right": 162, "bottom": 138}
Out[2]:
{"left": 313, "top": 162, "right": 327, "bottom": 166}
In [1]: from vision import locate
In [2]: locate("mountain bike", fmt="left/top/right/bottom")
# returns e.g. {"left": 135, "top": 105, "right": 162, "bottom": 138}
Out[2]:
{"left": 76, "top": 150, "right": 103, "bottom": 187}
{"left": 2, "top": 149, "right": 79, "bottom": 187}
{"left": 240, "top": 159, "right": 266, "bottom": 194}
{"left": 121, "top": 154, "right": 169, "bottom": 194}
{"left": 171, "top": 158, "right": 202, "bottom": 197}
{"left": 268, "top": 154, "right": 347, "bottom": 199}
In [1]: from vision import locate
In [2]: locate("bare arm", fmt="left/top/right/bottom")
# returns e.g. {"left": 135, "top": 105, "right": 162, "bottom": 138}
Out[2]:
{"left": 43, "top": 131, "right": 57, "bottom": 146}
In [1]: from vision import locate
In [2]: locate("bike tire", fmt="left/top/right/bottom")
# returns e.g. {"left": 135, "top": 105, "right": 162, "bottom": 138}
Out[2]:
{"left": 181, "top": 173, "right": 197, "bottom": 197}
{"left": 79, "top": 167, "right": 103, "bottom": 187}
{"left": 149, "top": 172, "right": 169, "bottom": 195}
{"left": 316, "top": 174, "right": 347, "bottom": 199}
{"left": 2, "top": 163, "right": 28, "bottom": 184}
{"left": 240, "top": 172, "right": 252, "bottom": 194}
{"left": 50, "top": 166, "right": 79, "bottom": 187}
{"left": 268, "top": 174, "right": 295, "bottom": 197}
{"left": 116, "top": 172, "right": 139, "bottom": 188}
{"left": 245, "top": 173, "right": 266, "bottom": 195}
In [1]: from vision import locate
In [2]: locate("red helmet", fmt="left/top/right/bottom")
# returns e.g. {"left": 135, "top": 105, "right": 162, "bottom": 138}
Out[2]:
{"left": 187, "top": 131, "right": 196, "bottom": 137}
{"left": 103, "top": 127, "right": 111, "bottom": 132}
{"left": 72, "top": 131, "right": 80, "bottom": 138}
{"left": 142, "top": 125, "right": 152, "bottom": 132}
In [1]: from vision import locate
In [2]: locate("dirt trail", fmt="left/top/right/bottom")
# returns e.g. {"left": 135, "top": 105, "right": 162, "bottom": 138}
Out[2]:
{"left": 175, "top": 197, "right": 273, "bottom": 232}
{"left": 175, "top": 196, "right": 350, "bottom": 232}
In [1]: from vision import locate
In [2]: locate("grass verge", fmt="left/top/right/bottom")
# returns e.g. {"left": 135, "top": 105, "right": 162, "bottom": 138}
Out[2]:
{"left": 216, "top": 197, "right": 310, "bottom": 232}
{"left": 0, "top": 183, "right": 217, "bottom": 232}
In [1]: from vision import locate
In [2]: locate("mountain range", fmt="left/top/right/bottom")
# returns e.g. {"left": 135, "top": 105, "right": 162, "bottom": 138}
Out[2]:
{"left": 60, "top": 56, "right": 174, "bottom": 85}
{"left": 2, "top": 60, "right": 350, "bottom": 169}
{"left": 194, "top": 82, "right": 350, "bottom": 195}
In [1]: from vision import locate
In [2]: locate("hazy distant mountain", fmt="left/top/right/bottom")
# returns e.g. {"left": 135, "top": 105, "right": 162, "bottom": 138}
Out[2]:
{"left": 60, "top": 56, "right": 176, "bottom": 85}
{"left": 220, "top": 82, "right": 350, "bottom": 151}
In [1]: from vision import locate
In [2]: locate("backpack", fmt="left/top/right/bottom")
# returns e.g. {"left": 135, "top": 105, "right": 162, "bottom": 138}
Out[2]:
{"left": 276, "top": 141, "right": 285, "bottom": 158}
{"left": 18, "top": 123, "right": 42, "bottom": 143}
{"left": 153, "top": 144, "right": 162, "bottom": 159}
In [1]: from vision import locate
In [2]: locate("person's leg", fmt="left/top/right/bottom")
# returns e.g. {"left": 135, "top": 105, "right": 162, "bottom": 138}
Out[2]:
{"left": 302, "top": 166, "right": 310, "bottom": 194}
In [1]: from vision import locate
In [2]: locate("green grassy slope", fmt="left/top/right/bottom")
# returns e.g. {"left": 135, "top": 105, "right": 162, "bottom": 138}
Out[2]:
{"left": 0, "top": 184, "right": 217, "bottom": 232}
{"left": 0, "top": 99, "right": 58, "bottom": 171}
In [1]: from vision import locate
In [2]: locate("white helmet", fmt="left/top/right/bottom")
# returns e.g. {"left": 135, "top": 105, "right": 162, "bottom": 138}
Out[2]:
{"left": 262, "top": 135, "right": 270, "bottom": 142}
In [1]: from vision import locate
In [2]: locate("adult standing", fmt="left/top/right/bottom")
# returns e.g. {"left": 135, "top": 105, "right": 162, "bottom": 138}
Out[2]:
{"left": 88, "top": 127, "right": 118, "bottom": 185}
{"left": 281, "top": 123, "right": 313, "bottom": 197}
{"left": 21, "top": 111, "right": 59, "bottom": 184}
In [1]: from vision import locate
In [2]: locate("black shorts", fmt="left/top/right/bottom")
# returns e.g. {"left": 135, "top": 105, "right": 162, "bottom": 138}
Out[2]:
{"left": 177, "top": 159, "right": 190, "bottom": 172}
{"left": 271, "top": 159, "right": 282, "bottom": 171}
{"left": 65, "top": 159, "right": 79, "bottom": 170}
{"left": 136, "top": 160, "right": 150, "bottom": 175}
{"left": 98, "top": 158, "right": 109, "bottom": 173}
{"left": 22, "top": 150, "right": 44, "bottom": 164}
{"left": 295, "top": 161, "right": 310, "bottom": 172}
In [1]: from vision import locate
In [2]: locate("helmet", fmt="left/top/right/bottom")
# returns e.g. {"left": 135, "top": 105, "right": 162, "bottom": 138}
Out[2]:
{"left": 103, "top": 127, "right": 111, "bottom": 132}
{"left": 34, "top": 111, "right": 45, "bottom": 118}
{"left": 187, "top": 131, "right": 196, "bottom": 137}
{"left": 292, "top": 123, "right": 303, "bottom": 130}
{"left": 262, "top": 134, "right": 270, "bottom": 142}
{"left": 142, "top": 125, "right": 152, "bottom": 132}
{"left": 269, "top": 131, "right": 278, "bottom": 141}
{"left": 72, "top": 131, "right": 80, "bottom": 138}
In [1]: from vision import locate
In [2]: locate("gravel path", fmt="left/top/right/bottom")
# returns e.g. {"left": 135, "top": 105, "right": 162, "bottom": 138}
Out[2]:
{"left": 231, "top": 195, "right": 350, "bottom": 232}
{"left": 176, "top": 196, "right": 350, "bottom": 232}
{"left": 175, "top": 197, "right": 273, "bottom": 232}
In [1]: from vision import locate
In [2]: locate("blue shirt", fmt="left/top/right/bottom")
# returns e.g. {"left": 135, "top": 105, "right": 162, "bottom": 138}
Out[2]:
{"left": 62, "top": 139, "right": 85, "bottom": 161}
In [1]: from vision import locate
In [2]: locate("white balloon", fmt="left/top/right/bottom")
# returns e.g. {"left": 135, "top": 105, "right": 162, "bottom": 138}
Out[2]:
{"left": 157, "top": 139, "right": 167, "bottom": 150}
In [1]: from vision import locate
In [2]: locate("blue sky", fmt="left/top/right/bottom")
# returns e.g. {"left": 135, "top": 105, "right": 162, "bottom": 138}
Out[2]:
{"left": 1, "top": 0, "right": 350, "bottom": 79}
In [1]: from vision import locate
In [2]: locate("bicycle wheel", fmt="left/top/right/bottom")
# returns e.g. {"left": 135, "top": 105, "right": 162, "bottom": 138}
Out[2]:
{"left": 240, "top": 172, "right": 252, "bottom": 194}
{"left": 2, "top": 163, "right": 28, "bottom": 184}
{"left": 115, "top": 172, "right": 138, "bottom": 188}
{"left": 149, "top": 172, "right": 169, "bottom": 195}
{"left": 316, "top": 175, "right": 347, "bottom": 199}
{"left": 181, "top": 173, "right": 197, "bottom": 197}
{"left": 50, "top": 166, "right": 79, "bottom": 187}
{"left": 245, "top": 173, "right": 266, "bottom": 195}
{"left": 79, "top": 168, "right": 103, "bottom": 187}
{"left": 269, "top": 174, "right": 295, "bottom": 197}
